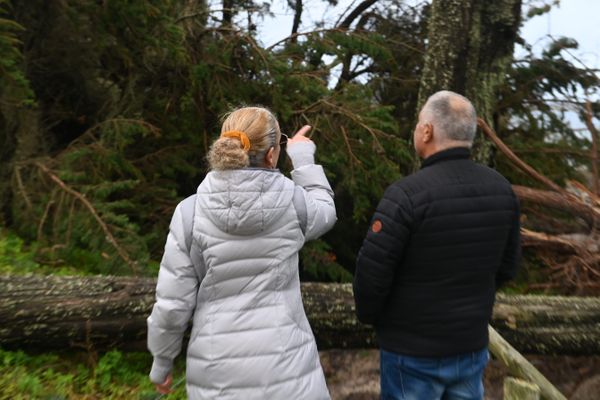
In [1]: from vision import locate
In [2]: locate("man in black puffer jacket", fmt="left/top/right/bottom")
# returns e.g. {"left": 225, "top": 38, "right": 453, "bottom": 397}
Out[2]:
{"left": 354, "top": 91, "right": 520, "bottom": 400}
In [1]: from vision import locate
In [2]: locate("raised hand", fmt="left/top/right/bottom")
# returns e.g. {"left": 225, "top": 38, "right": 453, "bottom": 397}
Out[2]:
{"left": 287, "top": 125, "right": 313, "bottom": 145}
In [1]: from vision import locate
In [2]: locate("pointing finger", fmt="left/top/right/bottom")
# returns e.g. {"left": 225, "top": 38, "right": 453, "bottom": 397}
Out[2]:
{"left": 293, "top": 125, "right": 311, "bottom": 138}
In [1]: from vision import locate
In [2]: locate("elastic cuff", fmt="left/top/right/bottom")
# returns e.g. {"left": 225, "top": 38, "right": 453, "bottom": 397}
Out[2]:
{"left": 149, "top": 356, "right": 173, "bottom": 384}
{"left": 287, "top": 141, "right": 316, "bottom": 168}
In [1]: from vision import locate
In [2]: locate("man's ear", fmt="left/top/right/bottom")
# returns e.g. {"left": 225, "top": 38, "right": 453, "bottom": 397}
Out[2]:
{"left": 264, "top": 147, "right": 275, "bottom": 168}
{"left": 423, "top": 123, "right": 433, "bottom": 143}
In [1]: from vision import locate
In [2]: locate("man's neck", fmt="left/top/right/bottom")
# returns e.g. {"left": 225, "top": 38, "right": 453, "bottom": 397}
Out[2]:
{"left": 420, "top": 141, "right": 471, "bottom": 159}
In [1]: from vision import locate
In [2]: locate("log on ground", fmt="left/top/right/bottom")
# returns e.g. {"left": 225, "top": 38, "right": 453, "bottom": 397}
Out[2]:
{"left": 1, "top": 275, "right": 600, "bottom": 354}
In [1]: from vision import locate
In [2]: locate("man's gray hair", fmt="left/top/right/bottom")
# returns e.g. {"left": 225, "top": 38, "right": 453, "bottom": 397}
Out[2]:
{"left": 421, "top": 90, "right": 477, "bottom": 144}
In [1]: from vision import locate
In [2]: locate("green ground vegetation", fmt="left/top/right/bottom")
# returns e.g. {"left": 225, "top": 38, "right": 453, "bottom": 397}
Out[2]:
{"left": 0, "top": 347, "right": 186, "bottom": 400}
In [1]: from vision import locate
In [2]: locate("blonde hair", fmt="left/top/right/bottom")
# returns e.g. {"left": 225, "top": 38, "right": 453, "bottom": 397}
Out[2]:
{"left": 207, "top": 106, "right": 281, "bottom": 170}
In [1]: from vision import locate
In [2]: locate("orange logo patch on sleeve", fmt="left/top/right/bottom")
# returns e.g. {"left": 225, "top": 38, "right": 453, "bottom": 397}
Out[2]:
{"left": 371, "top": 219, "right": 382, "bottom": 233}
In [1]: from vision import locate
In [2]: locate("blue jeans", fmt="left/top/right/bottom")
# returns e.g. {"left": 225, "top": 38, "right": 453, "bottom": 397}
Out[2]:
{"left": 380, "top": 348, "right": 489, "bottom": 400}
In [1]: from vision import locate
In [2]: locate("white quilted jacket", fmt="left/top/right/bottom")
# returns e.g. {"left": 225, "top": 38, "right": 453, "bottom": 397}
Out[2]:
{"left": 148, "top": 161, "right": 336, "bottom": 399}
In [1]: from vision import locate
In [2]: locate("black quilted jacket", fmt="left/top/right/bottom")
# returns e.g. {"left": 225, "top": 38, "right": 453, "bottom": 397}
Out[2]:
{"left": 353, "top": 147, "right": 520, "bottom": 357}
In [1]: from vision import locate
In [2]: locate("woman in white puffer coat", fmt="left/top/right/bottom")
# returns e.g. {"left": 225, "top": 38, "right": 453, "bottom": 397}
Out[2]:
{"left": 147, "top": 106, "right": 336, "bottom": 399}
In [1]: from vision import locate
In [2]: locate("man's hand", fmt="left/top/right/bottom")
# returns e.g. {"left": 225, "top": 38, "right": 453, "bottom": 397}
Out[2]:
{"left": 155, "top": 374, "right": 173, "bottom": 395}
{"left": 287, "top": 125, "right": 313, "bottom": 146}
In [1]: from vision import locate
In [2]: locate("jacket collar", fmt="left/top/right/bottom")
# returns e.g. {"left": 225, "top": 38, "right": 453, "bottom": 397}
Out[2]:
{"left": 420, "top": 146, "right": 471, "bottom": 169}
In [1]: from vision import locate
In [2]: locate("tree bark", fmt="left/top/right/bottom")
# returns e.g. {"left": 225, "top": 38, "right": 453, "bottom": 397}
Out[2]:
{"left": 290, "top": 0, "right": 303, "bottom": 42}
{"left": 520, "top": 228, "right": 583, "bottom": 254}
{"left": 1, "top": 275, "right": 600, "bottom": 355}
{"left": 0, "top": 275, "right": 156, "bottom": 351}
{"left": 513, "top": 185, "right": 599, "bottom": 229}
{"left": 222, "top": 0, "right": 234, "bottom": 28}
{"left": 491, "top": 293, "right": 600, "bottom": 355}
{"left": 417, "top": 0, "right": 522, "bottom": 164}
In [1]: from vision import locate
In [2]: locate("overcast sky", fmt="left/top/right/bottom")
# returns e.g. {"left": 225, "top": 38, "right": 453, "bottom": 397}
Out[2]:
{"left": 251, "top": 0, "right": 599, "bottom": 129}
{"left": 520, "top": 0, "right": 600, "bottom": 69}
{"left": 256, "top": 0, "right": 599, "bottom": 71}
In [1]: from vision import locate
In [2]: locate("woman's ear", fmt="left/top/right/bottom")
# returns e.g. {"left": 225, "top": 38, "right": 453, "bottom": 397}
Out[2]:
{"left": 264, "top": 147, "right": 275, "bottom": 168}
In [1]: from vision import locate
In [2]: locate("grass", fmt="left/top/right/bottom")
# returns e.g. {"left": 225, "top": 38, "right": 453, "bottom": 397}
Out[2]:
{"left": 0, "top": 230, "right": 182, "bottom": 399}
{"left": 0, "top": 348, "right": 187, "bottom": 400}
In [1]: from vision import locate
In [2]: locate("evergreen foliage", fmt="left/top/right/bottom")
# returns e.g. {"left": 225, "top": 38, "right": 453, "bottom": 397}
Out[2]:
{"left": 0, "top": 0, "right": 33, "bottom": 106}
{"left": 0, "top": 0, "right": 597, "bottom": 284}
{"left": 496, "top": 36, "right": 599, "bottom": 188}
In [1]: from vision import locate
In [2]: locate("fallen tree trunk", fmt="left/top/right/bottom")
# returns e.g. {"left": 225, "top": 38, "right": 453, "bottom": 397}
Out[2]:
{"left": 0, "top": 275, "right": 156, "bottom": 352}
{"left": 1, "top": 275, "right": 600, "bottom": 355}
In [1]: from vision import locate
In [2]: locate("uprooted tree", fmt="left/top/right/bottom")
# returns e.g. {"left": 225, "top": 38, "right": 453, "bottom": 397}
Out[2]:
{"left": 479, "top": 118, "right": 600, "bottom": 289}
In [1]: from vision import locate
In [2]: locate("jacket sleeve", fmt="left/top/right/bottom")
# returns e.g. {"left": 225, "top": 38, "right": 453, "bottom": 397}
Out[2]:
{"left": 496, "top": 193, "right": 521, "bottom": 289}
{"left": 354, "top": 185, "right": 413, "bottom": 325}
{"left": 291, "top": 164, "right": 336, "bottom": 241}
{"left": 288, "top": 141, "right": 337, "bottom": 241}
{"left": 147, "top": 203, "right": 199, "bottom": 384}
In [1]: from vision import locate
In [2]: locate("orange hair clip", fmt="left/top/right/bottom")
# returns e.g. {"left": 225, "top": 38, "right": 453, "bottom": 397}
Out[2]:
{"left": 221, "top": 130, "right": 251, "bottom": 152}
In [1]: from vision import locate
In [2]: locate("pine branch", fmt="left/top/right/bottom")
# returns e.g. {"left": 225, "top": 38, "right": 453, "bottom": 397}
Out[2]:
{"left": 34, "top": 162, "right": 139, "bottom": 275}
{"left": 340, "top": 125, "right": 362, "bottom": 167}
{"left": 584, "top": 101, "right": 599, "bottom": 196}
{"left": 62, "top": 118, "right": 160, "bottom": 156}
{"left": 266, "top": 28, "right": 342, "bottom": 51}
{"left": 478, "top": 118, "right": 574, "bottom": 197}
{"left": 37, "top": 193, "right": 55, "bottom": 243}
{"left": 12, "top": 166, "right": 32, "bottom": 210}
{"left": 337, "top": 0, "right": 379, "bottom": 30}
{"left": 478, "top": 118, "right": 600, "bottom": 232}
{"left": 513, "top": 148, "right": 592, "bottom": 159}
